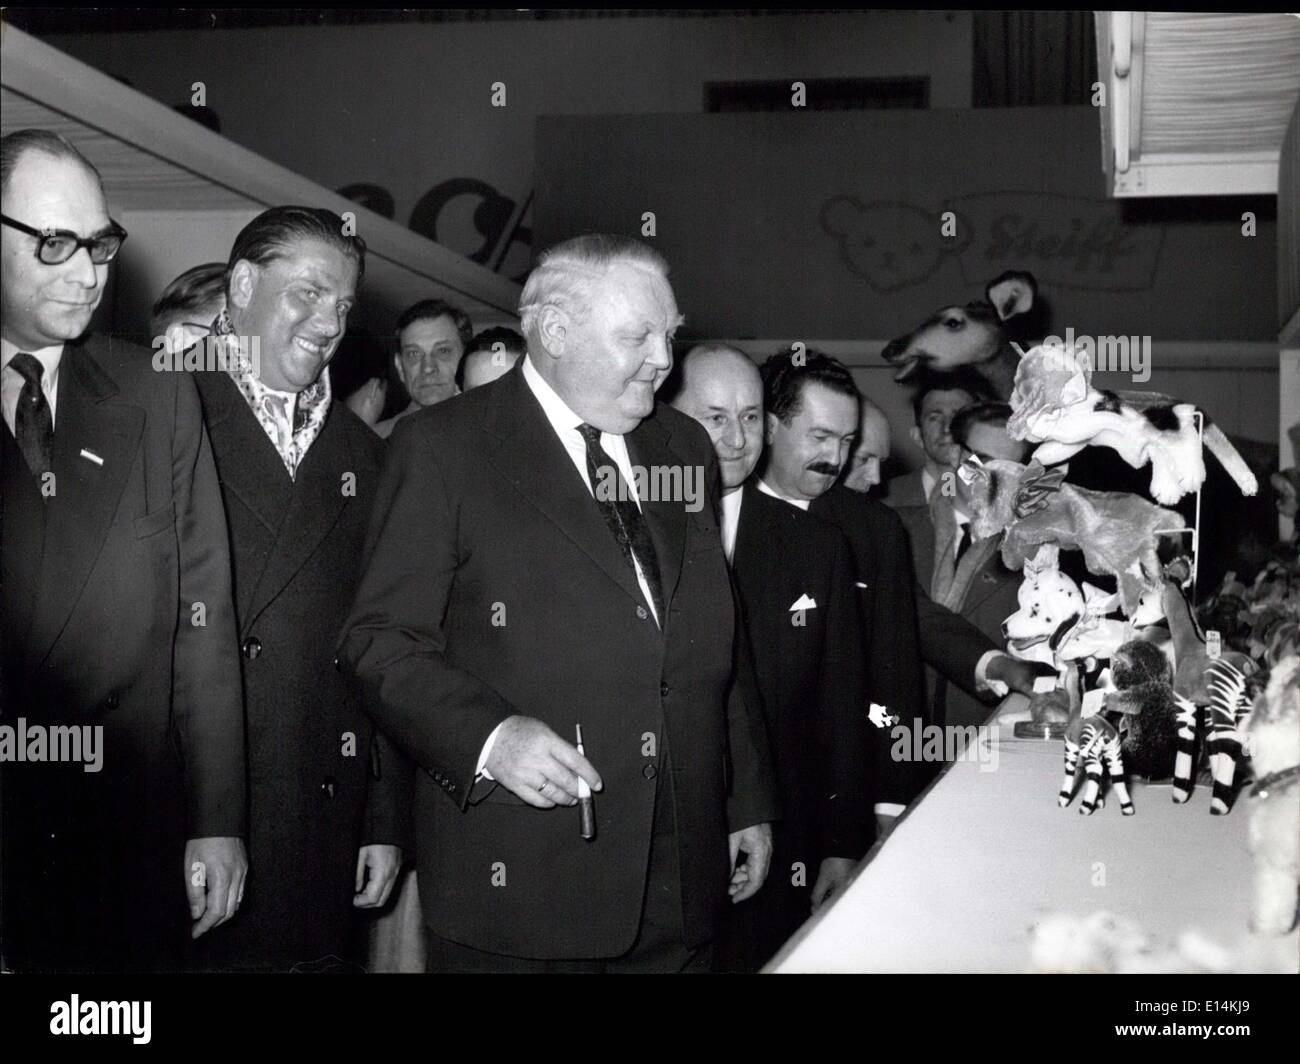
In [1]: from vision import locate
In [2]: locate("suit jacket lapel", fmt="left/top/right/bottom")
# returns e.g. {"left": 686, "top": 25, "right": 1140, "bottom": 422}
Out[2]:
{"left": 243, "top": 400, "right": 350, "bottom": 630}
{"left": 957, "top": 537, "right": 1007, "bottom": 613}
{"left": 197, "top": 371, "right": 290, "bottom": 541}
{"left": 484, "top": 364, "right": 650, "bottom": 619}
{"left": 27, "top": 338, "right": 143, "bottom": 669}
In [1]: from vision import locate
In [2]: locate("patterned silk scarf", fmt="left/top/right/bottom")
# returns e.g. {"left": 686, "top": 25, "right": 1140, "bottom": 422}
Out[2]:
{"left": 213, "top": 309, "right": 331, "bottom": 478}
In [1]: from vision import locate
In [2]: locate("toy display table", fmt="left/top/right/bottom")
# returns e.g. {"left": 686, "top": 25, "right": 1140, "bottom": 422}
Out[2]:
{"left": 766, "top": 695, "right": 1297, "bottom": 973}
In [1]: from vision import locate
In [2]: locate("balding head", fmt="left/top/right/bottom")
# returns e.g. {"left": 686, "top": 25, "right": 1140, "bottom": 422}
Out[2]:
{"left": 671, "top": 344, "right": 763, "bottom": 492}
{"left": 843, "top": 396, "right": 892, "bottom": 494}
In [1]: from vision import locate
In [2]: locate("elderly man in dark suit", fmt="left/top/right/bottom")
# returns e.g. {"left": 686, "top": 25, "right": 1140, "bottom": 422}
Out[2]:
{"left": 186, "top": 207, "right": 408, "bottom": 972}
{"left": 340, "top": 234, "right": 778, "bottom": 972}
{"left": 0, "top": 129, "right": 246, "bottom": 972}
{"left": 670, "top": 344, "right": 872, "bottom": 971}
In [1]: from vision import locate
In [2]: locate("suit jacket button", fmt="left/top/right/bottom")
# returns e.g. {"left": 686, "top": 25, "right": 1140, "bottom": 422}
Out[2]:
{"left": 636, "top": 605, "right": 648, "bottom": 620}
{"left": 333, "top": 656, "right": 343, "bottom": 672}
{"left": 104, "top": 694, "right": 119, "bottom": 710}
{"left": 321, "top": 776, "right": 336, "bottom": 798}
{"left": 242, "top": 637, "right": 262, "bottom": 660}
{"left": 660, "top": 682, "right": 670, "bottom": 697}
{"left": 643, "top": 763, "right": 657, "bottom": 779}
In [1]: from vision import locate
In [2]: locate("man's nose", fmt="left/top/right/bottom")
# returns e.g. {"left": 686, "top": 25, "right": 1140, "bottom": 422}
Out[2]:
{"left": 65, "top": 245, "right": 100, "bottom": 289}
{"left": 644, "top": 335, "right": 672, "bottom": 370}
{"left": 724, "top": 419, "right": 746, "bottom": 450}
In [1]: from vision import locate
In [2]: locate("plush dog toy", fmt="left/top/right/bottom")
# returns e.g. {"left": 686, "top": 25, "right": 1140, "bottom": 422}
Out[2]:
{"left": 1003, "top": 545, "right": 1129, "bottom": 669}
{"left": 955, "top": 456, "right": 1181, "bottom": 615}
{"left": 1245, "top": 655, "right": 1300, "bottom": 934}
{"left": 880, "top": 270, "right": 1040, "bottom": 397}
{"left": 1104, "top": 640, "right": 1179, "bottom": 782}
{"left": 1005, "top": 343, "right": 1258, "bottom": 505}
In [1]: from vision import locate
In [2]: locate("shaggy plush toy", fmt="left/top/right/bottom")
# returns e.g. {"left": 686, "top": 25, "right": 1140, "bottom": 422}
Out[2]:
{"left": 1106, "top": 640, "right": 1179, "bottom": 781}
{"left": 1246, "top": 656, "right": 1300, "bottom": 935}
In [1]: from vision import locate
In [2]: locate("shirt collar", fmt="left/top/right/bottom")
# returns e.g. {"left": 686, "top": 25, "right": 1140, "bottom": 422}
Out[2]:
{"left": 522, "top": 351, "right": 589, "bottom": 435}
{"left": 921, "top": 466, "right": 970, "bottom": 525}
{"left": 1, "top": 337, "right": 63, "bottom": 384}
{"left": 757, "top": 478, "right": 811, "bottom": 511}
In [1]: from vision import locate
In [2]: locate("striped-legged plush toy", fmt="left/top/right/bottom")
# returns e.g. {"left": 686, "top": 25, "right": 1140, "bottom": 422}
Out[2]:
{"left": 1059, "top": 713, "right": 1135, "bottom": 816}
{"left": 1171, "top": 658, "right": 1255, "bottom": 813}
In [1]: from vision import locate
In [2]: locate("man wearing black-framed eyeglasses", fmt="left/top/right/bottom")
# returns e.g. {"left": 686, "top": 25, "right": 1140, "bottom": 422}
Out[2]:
{"left": 0, "top": 128, "right": 247, "bottom": 973}
{"left": 0, "top": 213, "right": 127, "bottom": 266}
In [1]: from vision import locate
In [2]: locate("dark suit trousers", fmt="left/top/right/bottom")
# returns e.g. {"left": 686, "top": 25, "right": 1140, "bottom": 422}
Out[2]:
{"left": 424, "top": 746, "right": 713, "bottom": 973}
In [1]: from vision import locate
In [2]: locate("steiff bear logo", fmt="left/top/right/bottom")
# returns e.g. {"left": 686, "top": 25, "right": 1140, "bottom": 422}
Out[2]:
{"left": 821, "top": 192, "right": 1166, "bottom": 293}
{"left": 820, "top": 198, "right": 969, "bottom": 293}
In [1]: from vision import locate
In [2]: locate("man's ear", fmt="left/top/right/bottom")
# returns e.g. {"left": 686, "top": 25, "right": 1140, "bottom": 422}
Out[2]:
{"left": 986, "top": 271, "right": 1036, "bottom": 322}
{"left": 765, "top": 411, "right": 780, "bottom": 446}
{"left": 227, "top": 259, "right": 256, "bottom": 312}
{"left": 392, "top": 352, "right": 405, "bottom": 385}
{"left": 909, "top": 425, "right": 922, "bottom": 451}
{"left": 535, "top": 305, "right": 568, "bottom": 358}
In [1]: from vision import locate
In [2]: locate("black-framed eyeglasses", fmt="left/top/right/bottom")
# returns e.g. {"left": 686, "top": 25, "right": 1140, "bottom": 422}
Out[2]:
{"left": 0, "top": 213, "right": 128, "bottom": 265}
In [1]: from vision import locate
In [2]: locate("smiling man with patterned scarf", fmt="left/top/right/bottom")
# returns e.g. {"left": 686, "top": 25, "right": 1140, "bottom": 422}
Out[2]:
{"left": 187, "top": 206, "right": 411, "bottom": 972}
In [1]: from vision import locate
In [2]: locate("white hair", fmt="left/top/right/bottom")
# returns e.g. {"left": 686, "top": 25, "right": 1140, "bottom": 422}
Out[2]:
{"left": 518, "top": 234, "right": 669, "bottom": 338}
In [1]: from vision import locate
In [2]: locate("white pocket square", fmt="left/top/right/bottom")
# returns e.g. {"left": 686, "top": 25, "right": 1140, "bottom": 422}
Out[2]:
{"left": 789, "top": 593, "right": 817, "bottom": 611}
{"left": 79, "top": 448, "right": 104, "bottom": 466}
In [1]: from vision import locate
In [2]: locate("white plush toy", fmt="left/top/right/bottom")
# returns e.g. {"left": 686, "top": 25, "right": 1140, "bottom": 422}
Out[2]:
{"left": 1246, "top": 655, "right": 1300, "bottom": 935}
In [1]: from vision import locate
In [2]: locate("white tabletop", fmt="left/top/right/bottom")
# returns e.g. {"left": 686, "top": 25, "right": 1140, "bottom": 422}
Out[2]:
{"left": 768, "top": 698, "right": 1297, "bottom": 973}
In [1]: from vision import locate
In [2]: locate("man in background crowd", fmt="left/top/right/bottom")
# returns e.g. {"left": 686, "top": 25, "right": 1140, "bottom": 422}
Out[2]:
{"left": 671, "top": 343, "right": 872, "bottom": 971}
{"left": 888, "top": 392, "right": 1030, "bottom": 728}
{"left": 458, "top": 325, "right": 525, "bottom": 390}
{"left": 1, "top": 128, "right": 246, "bottom": 971}
{"left": 373, "top": 297, "right": 471, "bottom": 438}
{"left": 150, "top": 261, "right": 226, "bottom": 358}
{"left": 841, "top": 395, "right": 892, "bottom": 495}
{"left": 188, "top": 205, "right": 408, "bottom": 972}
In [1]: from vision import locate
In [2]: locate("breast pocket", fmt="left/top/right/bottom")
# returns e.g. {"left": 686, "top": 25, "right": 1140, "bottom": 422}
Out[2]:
{"left": 134, "top": 501, "right": 176, "bottom": 540}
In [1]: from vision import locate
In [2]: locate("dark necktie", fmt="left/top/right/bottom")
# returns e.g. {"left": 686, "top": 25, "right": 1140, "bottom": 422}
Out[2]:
{"left": 577, "top": 422, "right": 664, "bottom": 623}
{"left": 954, "top": 521, "right": 970, "bottom": 568}
{"left": 11, "top": 352, "right": 53, "bottom": 481}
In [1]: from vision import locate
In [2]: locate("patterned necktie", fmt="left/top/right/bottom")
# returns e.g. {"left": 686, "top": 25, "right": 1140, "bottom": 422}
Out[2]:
{"left": 11, "top": 352, "right": 53, "bottom": 481}
{"left": 577, "top": 422, "right": 664, "bottom": 622}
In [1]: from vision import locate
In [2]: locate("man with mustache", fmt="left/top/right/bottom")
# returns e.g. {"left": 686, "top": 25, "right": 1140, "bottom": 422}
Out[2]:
{"left": 340, "top": 234, "right": 777, "bottom": 972}
{"left": 374, "top": 298, "right": 472, "bottom": 439}
{"left": 761, "top": 353, "right": 1052, "bottom": 826}
{"left": 1, "top": 129, "right": 245, "bottom": 971}
{"left": 188, "top": 206, "right": 408, "bottom": 971}
{"left": 670, "top": 344, "right": 872, "bottom": 970}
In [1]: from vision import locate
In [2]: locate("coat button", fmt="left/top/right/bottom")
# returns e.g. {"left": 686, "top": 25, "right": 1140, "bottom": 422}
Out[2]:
{"left": 242, "top": 637, "right": 262, "bottom": 660}
{"left": 660, "top": 682, "right": 670, "bottom": 697}
{"left": 636, "top": 605, "right": 648, "bottom": 620}
{"left": 333, "top": 656, "right": 343, "bottom": 672}
{"left": 104, "top": 694, "right": 119, "bottom": 710}
{"left": 321, "top": 776, "right": 336, "bottom": 798}
{"left": 643, "top": 764, "right": 657, "bottom": 779}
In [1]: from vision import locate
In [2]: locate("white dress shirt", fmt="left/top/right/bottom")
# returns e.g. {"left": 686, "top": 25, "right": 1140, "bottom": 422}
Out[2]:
{"left": 2, "top": 338, "right": 62, "bottom": 435}
{"left": 477, "top": 355, "right": 662, "bottom": 780}
{"left": 719, "top": 486, "right": 744, "bottom": 563}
